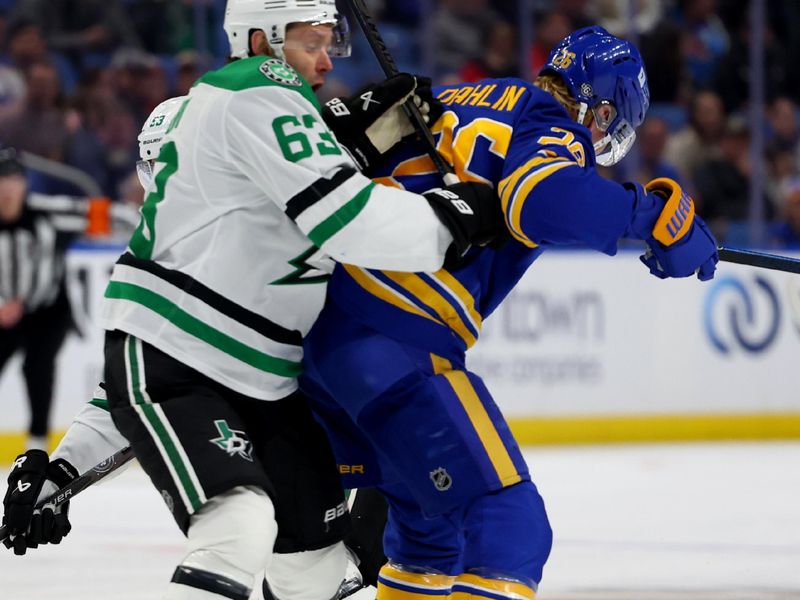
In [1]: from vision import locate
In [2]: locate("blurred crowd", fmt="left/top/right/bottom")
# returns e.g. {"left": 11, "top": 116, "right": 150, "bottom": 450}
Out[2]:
{"left": 1, "top": 0, "right": 799, "bottom": 248}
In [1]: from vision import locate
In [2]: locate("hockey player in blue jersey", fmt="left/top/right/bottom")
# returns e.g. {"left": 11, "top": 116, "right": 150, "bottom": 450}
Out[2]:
{"left": 303, "top": 26, "right": 719, "bottom": 599}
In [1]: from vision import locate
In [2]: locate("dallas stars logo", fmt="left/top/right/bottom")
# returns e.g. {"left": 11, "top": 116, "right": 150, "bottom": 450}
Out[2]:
{"left": 209, "top": 420, "right": 254, "bottom": 462}
{"left": 272, "top": 245, "right": 331, "bottom": 285}
{"left": 260, "top": 59, "right": 302, "bottom": 87}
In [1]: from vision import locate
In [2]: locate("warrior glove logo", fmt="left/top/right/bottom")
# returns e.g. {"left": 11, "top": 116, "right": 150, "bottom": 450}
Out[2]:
{"left": 359, "top": 90, "right": 380, "bottom": 111}
{"left": 210, "top": 420, "right": 254, "bottom": 462}
{"left": 429, "top": 467, "right": 453, "bottom": 492}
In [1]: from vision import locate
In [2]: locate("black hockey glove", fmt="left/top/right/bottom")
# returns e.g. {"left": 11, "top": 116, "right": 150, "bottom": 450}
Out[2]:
{"left": 2, "top": 450, "right": 79, "bottom": 555}
{"left": 423, "top": 181, "right": 507, "bottom": 261}
{"left": 322, "top": 74, "right": 444, "bottom": 174}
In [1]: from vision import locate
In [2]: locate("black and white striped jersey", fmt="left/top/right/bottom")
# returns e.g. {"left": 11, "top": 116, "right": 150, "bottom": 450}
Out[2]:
{"left": 0, "top": 193, "right": 89, "bottom": 313}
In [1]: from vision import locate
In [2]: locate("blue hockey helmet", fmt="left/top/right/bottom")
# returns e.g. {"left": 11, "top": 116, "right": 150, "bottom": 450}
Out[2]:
{"left": 541, "top": 26, "right": 650, "bottom": 166}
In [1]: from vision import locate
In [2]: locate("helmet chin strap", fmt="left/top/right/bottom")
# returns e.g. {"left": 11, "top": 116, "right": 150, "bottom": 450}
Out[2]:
{"left": 576, "top": 102, "right": 589, "bottom": 127}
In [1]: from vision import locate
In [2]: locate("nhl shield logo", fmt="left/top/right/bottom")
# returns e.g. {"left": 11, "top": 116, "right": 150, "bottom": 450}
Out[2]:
{"left": 429, "top": 467, "right": 452, "bottom": 492}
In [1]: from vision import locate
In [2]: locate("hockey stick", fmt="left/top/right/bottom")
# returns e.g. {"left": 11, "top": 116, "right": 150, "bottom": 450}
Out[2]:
{"left": 718, "top": 246, "right": 800, "bottom": 274}
{"left": 0, "top": 445, "right": 135, "bottom": 544}
{"left": 344, "top": 0, "right": 459, "bottom": 185}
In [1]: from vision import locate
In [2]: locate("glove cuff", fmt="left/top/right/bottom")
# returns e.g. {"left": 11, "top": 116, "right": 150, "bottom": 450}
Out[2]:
{"left": 46, "top": 459, "right": 79, "bottom": 489}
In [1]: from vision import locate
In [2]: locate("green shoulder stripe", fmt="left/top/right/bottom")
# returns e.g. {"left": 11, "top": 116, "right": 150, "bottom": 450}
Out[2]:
{"left": 308, "top": 183, "right": 376, "bottom": 247}
{"left": 196, "top": 57, "right": 320, "bottom": 110}
{"left": 89, "top": 398, "right": 110, "bottom": 411}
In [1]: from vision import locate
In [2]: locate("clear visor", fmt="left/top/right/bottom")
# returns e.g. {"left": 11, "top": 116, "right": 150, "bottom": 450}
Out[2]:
{"left": 591, "top": 102, "right": 636, "bottom": 166}
{"left": 136, "top": 159, "right": 154, "bottom": 189}
{"left": 284, "top": 15, "right": 351, "bottom": 58}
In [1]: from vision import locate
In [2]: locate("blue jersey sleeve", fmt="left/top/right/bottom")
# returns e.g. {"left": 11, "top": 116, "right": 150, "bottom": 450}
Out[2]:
{"left": 499, "top": 89, "right": 648, "bottom": 255}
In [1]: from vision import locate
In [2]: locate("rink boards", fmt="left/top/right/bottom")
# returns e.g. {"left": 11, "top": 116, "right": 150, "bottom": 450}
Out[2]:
{"left": 2, "top": 245, "right": 800, "bottom": 461}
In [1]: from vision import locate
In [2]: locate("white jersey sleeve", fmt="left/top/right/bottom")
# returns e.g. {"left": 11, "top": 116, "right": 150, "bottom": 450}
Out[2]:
{"left": 50, "top": 384, "right": 132, "bottom": 477}
{"left": 222, "top": 85, "right": 453, "bottom": 272}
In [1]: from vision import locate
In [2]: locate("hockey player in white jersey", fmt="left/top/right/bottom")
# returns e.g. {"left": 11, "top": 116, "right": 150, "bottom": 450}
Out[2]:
{"left": 1, "top": 2, "right": 507, "bottom": 599}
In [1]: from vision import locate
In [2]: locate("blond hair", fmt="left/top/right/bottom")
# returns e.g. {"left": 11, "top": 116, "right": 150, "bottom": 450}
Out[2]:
{"left": 534, "top": 72, "right": 592, "bottom": 127}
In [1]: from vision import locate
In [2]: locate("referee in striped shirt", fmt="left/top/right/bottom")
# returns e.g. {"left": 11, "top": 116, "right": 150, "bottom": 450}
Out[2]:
{"left": 0, "top": 148, "right": 118, "bottom": 451}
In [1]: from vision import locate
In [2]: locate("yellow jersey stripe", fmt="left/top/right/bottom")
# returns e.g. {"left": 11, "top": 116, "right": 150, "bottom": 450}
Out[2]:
{"left": 430, "top": 353, "right": 453, "bottom": 375}
{"left": 343, "top": 265, "right": 442, "bottom": 324}
{"left": 429, "top": 269, "right": 482, "bottom": 334}
{"left": 384, "top": 272, "right": 478, "bottom": 347}
{"left": 498, "top": 155, "right": 567, "bottom": 207}
{"left": 505, "top": 161, "right": 576, "bottom": 247}
{"left": 452, "top": 574, "right": 535, "bottom": 600}
{"left": 442, "top": 371, "right": 522, "bottom": 487}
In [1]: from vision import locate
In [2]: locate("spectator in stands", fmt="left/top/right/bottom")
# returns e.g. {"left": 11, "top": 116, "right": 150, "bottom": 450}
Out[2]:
{"left": 554, "top": 0, "right": 594, "bottom": 29}
{"left": 1, "top": 19, "right": 77, "bottom": 93}
{"left": 8, "top": 0, "right": 141, "bottom": 71}
{"left": 109, "top": 48, "right": 167, "bottom": 126}
{"left": 430, "top": 0, "right": 500, "bottom": 78}
{"left": 770, "top": 179, "right": 800, "bottom": 249}
{"left": 124, "top": 0, "right": 189, "bottom": 55}
{"left": 630, "top": 117, "right": 683, "bottom": 186}
{"left": 173, "top": 50, "right": 208, "bottom": 97}
{"left": 767, "top": 96, "right": 800, "bottom": 160}
{"left": 665, "top": 89, "right": 725, "bottom": 184}
{"left": 459, "top": 20, "right": 517, "bottom": 83}
{"left": 639, "top": 21, "right": 686, "bottom": 104}
{"left": 693, "top": 115, "right": 775, "bottom": 240}
{"left": 713, "top": 8, "right": 790, "bottom": 113}
{"left": 0, "top": 60, "right": 69, "bottom": 161}
{"left": 595, "top": 0, "right": 663, "bottom": 37}
{"left": 528, "top": 11, "right": 572, "bottom": 79}
{"left": 764, "top": 97, "right": 800, "bottom": 214}
{"left": 673, "top": 0, "right": 729, "bottom": 90}
{"left": 0, "top": 64, "right": 24, "bottom": 122}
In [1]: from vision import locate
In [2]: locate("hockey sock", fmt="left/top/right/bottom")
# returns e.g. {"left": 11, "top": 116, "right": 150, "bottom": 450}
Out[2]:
{"left": 376, "top": 563, "right": 455, "bottom": 599}
{"left": 449, "top": 573, "right": 535, "bottom": 600}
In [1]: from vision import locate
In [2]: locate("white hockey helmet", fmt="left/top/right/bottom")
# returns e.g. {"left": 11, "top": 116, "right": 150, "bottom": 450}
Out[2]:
{"left": 223, "top": 0, "right": 351, "bottom": 60}
{"left": 136, "top": 95, "right": 186, "bottom": 188}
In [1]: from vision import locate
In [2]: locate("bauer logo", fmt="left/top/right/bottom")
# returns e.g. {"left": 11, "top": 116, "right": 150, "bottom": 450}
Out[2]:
{"left": 703, "top": 275, "right": 781, "bottom": 354}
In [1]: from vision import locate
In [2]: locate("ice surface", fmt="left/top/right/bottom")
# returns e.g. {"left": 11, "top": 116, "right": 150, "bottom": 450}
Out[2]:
{"left": 2, "top": 442, "right": 799, "bottom": 600}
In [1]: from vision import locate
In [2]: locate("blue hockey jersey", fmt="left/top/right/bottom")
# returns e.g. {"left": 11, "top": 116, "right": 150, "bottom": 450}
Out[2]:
{"left": 327, "top": 78, "right": 647, "bottom": 357}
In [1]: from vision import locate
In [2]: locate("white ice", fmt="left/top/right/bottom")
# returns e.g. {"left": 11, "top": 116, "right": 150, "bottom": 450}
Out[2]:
{"left": 1, "top": 442, "right": 799, "bottom": 600}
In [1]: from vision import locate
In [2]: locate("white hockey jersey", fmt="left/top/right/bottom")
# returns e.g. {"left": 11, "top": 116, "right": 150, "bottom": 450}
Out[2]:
{"left": 100, "top": 56, "right": 452, "bottom": 400}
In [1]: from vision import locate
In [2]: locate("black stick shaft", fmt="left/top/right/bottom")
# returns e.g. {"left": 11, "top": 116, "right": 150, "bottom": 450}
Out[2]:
{"left": 718, "top": 247, "right": 800, "bottom": 275}
{"left": 344, "top": 0, "right": 457, "bottom": 184}
{"left": 0, "top": 446, "right": 135, "bottom": 543}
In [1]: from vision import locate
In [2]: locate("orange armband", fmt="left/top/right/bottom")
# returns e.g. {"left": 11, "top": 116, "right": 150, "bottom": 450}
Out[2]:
{"left": 645, "top": 177, "right": 695, "bottom": 247}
